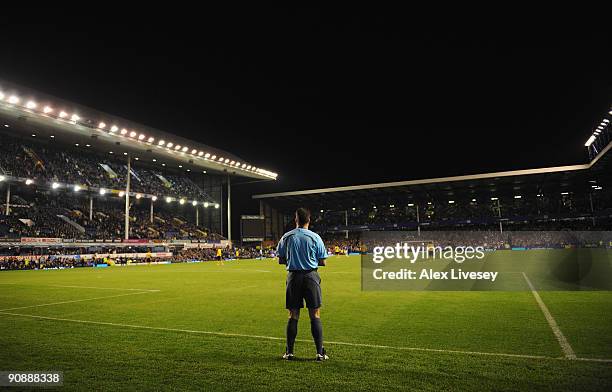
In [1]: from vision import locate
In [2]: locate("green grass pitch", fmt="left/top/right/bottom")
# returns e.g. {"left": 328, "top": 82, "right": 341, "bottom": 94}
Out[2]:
{"left": 0, "top": 253, "right": 611, "bottom": 391}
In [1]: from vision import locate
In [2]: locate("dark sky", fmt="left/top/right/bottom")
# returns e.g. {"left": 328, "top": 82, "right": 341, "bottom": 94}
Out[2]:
{"left": 1, "top": 12, "right": 610, "bottom": 219}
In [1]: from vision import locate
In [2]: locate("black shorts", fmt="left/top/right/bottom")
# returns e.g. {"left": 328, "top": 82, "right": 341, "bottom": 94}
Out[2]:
{"left": 286, "top": 270, "right": 322, "bottom": 309}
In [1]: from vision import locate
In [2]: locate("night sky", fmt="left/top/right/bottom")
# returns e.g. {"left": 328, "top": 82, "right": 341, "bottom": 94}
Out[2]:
{"left": 1, "top": 12, "right": 610, "bottom": 219}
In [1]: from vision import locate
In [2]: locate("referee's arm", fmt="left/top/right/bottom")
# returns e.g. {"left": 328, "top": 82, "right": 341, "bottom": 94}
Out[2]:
{"left": 316, "top": 237, "right": 328, "bottom": 266}
{"left": 277, "top": 237, "right": 287, "bottom": 265}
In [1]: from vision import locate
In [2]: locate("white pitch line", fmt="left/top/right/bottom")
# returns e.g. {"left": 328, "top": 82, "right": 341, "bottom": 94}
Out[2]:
{"left": 1, "top": 310, "right": 609, "bottom": 363}
{"left": 0, "top": 282, "right": 160, "bottom": 292}
{"left": 47, "top": 284, "right": 160, "bottom": 292}
{"left": 0, "top": 291, "right": 155, "bottom": 312}
{"left": 522, "top": 272, "right": 577, "bottom": 360}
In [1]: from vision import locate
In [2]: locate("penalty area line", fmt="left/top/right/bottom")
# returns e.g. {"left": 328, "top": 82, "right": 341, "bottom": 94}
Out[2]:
{"left": 522, "top": 272, "right": 576, "bottom": 360}
{"left": 1, "top": 310, "right": 609, "bottom": 363}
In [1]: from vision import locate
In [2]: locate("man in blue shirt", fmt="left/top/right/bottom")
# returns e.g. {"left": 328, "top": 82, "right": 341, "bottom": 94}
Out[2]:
{"left": 277, "top": 208, "right": 328, "bottom": 361}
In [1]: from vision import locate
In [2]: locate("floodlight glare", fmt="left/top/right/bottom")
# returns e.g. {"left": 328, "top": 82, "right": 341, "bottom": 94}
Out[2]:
{"left": 204, "top": 153, "right": 210, "bottom": 158}
{"left": 181, "top": 147, "right": 188, "bottom": 152}
{"left": 136, "top": 194, "right": 142, "bottom": 199}
{"left": 179, "top": 198, "right": 185, "bottom": 205}
{"left": 98, "top": 122, "right": 106, "bottom": 129}
{"left": 8, "top": 95, "right": 19, "bottom": 104}
{"left": 165, "top": 197, "right": 172, "bottom": 203}
{"left": 25, "top": 179, "right": 34, "bottom": 185}
{"left": 120, "top": 129, "right": 128, "bottom": 135}
{"left": 0, "top": 92, "right": 4, "bottom": 100}
{"left": 99, "top": 188, "right": 106, "bottom": 195}
{"left": 448, "top": 200, "right": 454, "bottom": 204}
{"left": 225, "top": 159, "right": 230, "bottom": 163}
{"left": 51, "top": 182, "right": 60, "bottom": 189}
{"left": 74, "top": 185, "right": 81, "bottom": 192}
{"left": 192, "top": 200, "right": 197, "bottom": 206}
{"left": 203, "top": 202, "right": 209, "bottom": 208}
{"left": 407, "top": 203, "right": 414, "bottom": 207}
{"left": 198, "top": 151, "right": 204, "bottom": 156}
{"left": 43, "top": 106, "right": 53, "bottom": 113}
{"left": 192, "top": 149, "right": 198, "bottom": 154}
{"left": 167, "top": 142, "right": 173, "bottom": 148}
{"left": 0, "top": 175, "right": 5, "bottom": 182}
{"left": 129, "top": 131, "right": 137, "bottom": 138}
{"left": 174, "top": 145, "right": 181, "bottom": 150}
{"left": 214, "top": 203, "right": 219, "bottom": 209}
{"left": 514, "top": 195, "right": 522, "bottom": 199}
{"left": 71, "top": 114, "right": 80, "bottom": 122}
{"left": 147, "top": 137, "right": 154, "bottom": 143}
{"left": 158, "top": 140, "right": 165, "bottom": 146}
{"left": 211, "top": 155, "right": 216, "bottom": 160}
{"left": 152, "top": 196, "right": 157, "bottom": 201}
{"left": 138, "top": 134, "right": 145, "bottom": 140}
{"left": 26, "top": 100, "right": 37, "bottom": 109}
{"left": 119, "top": 191, "right": 125, "bottom": 197}
{"left": 585, "top": 136, "right": 596, "bottom": 147}
{"left": 110, "top": 125, "right": 119, "bottom": 132}
{"left": 59, "top": 111, "right": 68, "bottom": 118}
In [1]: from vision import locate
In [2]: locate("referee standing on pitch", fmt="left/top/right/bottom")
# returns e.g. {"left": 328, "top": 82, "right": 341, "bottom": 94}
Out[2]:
{"left": 277, "top": 208, "right": 329, "bottom": 361}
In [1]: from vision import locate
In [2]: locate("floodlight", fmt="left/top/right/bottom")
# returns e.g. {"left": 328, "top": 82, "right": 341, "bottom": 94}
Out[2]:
{"left": 407, "top": 203, "right": 414, "bottom": 207}
{"left": 174, "top": 145, "right": 181, "bottom": 150}
{"left": 152, "top": 196, "right": 157, "bottom": 201}
{"left": 110, "top": 125, "right": 119, "bottom": 132}
{"left": 225, "top": 159, "right": 230, "bottom": 163}
{"left": 43, "top": 106, "right": 53, "bottom": 113}
{"left": 211, "top": 155, "right": 216, "bottom": 160}
{"left": 99, "top": 188, "right": 106, "bottom": 195}
{"left": 514, "top": 195, "right": 522, "bottom": 199}
{"left": 98, "top": 122, "right": 106, "bottom": 129}
{"left": 120, "top": 129, "right": 128, "bottom": 135}
{"left": 204, "top": 153, "right": 210, "bottom": 158}
{"left": 25, "top": 179, "right": 34, "bottom": 185}
{"left": 166, "top": 197, "right": 172, "bottom": 203}
{"left": 214, "top": 203, "right": 219, "bottom": 209}
{"left": 490, "top": 197, "right": 498, "bottom": 201}
{"left": 167, "top": 142, "right": 173, "bottom": 148}
{"left": 181, "top": 147, "right": 188, "bottom": 152}
{"left": 71, "top": 114, "right": 80, "bottom": 122}
{"left": 0, "top": 92, "right": 4, "bottom": 100}
{"left": 136, "top": 194, "right": 142, "bottom": 199}
{"left": 585, "top": 136, "right": 596, "bottom": 147}
{"left": 203, "top": 202, "right": 209, "bottom": 208}
{"left": 192, "top": 200, "right": 197, "bottom": 206}
{"left": 198, "top": 151, "right": 204, "bottom": 156}
{"left": 448, "top": 200, "right": 454, "bottom": 204}
{"left": 74, "top": 185, "right": 81, "bottom": 192}
{"left": 191, "top": 149, "right": 197, "bottom": 154}
{"left": 179, "top": 198, "right": 185, "bottom": 205}
{"left": 8, "top": 95, "right": 19, "bottom": 104}
{"left": 230, "top": 161, "right": 235, "bottom": 165}
{"left": 471, "top": 199, "right": 476, "bottom": 202}
{"left": 26, "top": 100, "right": 37, "bottom": 109}
{"left": 158, "top": 140, "right": 165, "bottom": 146}
{"left": 119, "top": 191, "right": 125, "bottom": 197}
{"left": 129, "top": 131, "right": 137, "bottom": 138}
{"left": 59, "top": 111, "right": 68, "bottom": 118}
{"left": 138, "top": 134, "right": 145, "bottom": 140}
{"left": 51, "top": 182, "right": 60, "bottom": 189}
{"left": 0, "top": 175, "right": 5, "bottom": 182}
{"left": 147, "top": 137, "right": 154, "bottom": 143}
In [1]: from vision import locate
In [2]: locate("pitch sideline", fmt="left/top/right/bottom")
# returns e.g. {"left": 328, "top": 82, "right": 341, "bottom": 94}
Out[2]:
{"left": 522, "top": 272, "right": 577, "bottom": 359}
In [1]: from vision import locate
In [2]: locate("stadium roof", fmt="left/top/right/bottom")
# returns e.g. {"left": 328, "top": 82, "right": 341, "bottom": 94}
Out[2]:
{"left": 0, "top": 79, "right": 277, "bottom": 180}
{"left": 254, "top": 141, "right": 612, "bottom": 212}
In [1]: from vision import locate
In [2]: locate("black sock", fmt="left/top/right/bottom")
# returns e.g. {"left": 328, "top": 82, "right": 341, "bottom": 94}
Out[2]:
{"left": 310, "top": 318, "right": 323, "bottom": 355}
{"left": 286, "top": 318, "right": 298, "bottom": 354}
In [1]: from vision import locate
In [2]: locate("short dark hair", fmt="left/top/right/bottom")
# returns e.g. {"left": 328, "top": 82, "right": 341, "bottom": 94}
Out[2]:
{"left": 295, "top": 208, "right": 311, "bottom": 227}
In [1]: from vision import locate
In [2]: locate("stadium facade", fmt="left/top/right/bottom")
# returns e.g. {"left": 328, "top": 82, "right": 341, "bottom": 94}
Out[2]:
{"left": 0, "top": 79, "right": 277, "bottom": 249}
{"left": 254, "top": 112, "right": 612, "bottom": 242}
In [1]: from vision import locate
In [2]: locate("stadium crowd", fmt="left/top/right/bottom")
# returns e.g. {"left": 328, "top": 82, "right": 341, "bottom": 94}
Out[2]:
{"left": 0, "top": 133, "right": 213, "bottom": 204}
